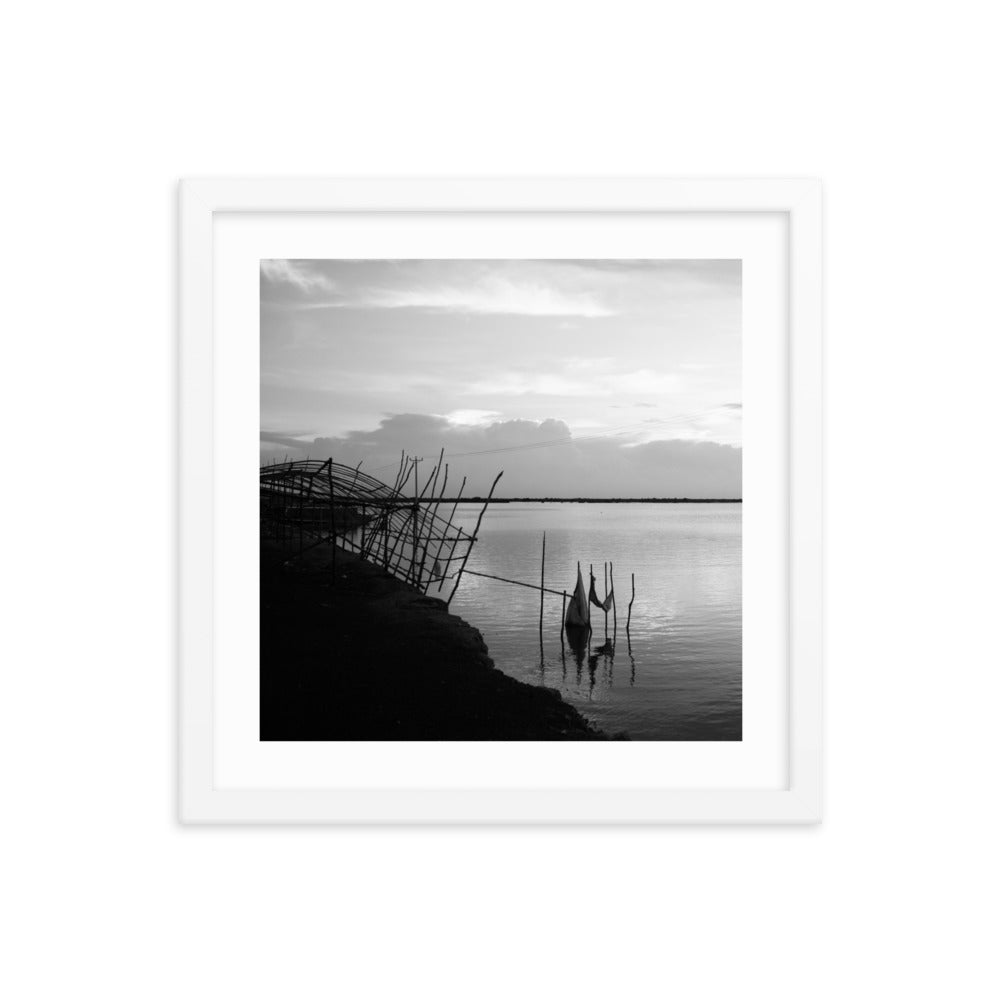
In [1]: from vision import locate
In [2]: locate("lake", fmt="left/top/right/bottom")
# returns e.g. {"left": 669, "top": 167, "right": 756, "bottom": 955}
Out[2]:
{"left": 445, "top": 502, "right": 742, "bottom": 740}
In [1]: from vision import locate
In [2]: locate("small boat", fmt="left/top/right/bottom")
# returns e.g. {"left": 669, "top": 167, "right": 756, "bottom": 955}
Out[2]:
{"left": 564, "top": 564, "right": 591, "bottom": 629}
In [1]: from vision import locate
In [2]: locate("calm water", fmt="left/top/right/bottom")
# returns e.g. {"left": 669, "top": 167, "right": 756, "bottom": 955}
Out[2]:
{"left": 446, "top": 503, "right": 741, "bottom": 740}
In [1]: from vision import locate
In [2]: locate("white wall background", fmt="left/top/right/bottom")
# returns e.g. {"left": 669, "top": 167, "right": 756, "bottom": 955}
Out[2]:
{"left": 3, "top": 2, "right": 997, "bottom": 997}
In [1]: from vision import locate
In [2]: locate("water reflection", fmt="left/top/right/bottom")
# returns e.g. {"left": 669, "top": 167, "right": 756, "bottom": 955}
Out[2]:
{"left": 591, "top": 640, "right": 615, "bottom": 694}
{"left": 446, "top": 502, "right": 741, "bottom": 740}
{"left": 559, "top": 626, "right": 626, "bottom": 699}
{"left": 565, "top": 624, "right": 589, "bottom": 667}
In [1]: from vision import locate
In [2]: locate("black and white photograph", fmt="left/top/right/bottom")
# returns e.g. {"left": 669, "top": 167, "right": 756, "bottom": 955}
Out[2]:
{"left": 12, "top": 1, "right": 1000, "bottom": 996}
{"left": 260, "top": 258, "right": 742, "bottom": 740}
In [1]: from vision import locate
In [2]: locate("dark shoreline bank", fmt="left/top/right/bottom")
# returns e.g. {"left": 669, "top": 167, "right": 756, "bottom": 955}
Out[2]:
{"left": 260, "top": 542, "right": 611, "bottom": 740}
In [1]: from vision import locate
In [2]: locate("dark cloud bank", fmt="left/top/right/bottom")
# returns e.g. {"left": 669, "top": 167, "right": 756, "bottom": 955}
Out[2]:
{"left": 261, "top": 414, "right": 741, "bottom": 499}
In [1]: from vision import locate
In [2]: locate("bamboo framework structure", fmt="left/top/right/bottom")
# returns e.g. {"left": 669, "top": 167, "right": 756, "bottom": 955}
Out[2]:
{"left": 260, "top": 454, "right": 502, "bottom": 604}
{"left": 262, "top": 460, "right": 635, "bottom": 656}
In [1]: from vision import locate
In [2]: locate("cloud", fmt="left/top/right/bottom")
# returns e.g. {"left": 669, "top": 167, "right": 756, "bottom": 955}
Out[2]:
{"left": 260, "top": 413, "right": 740, "bottom": 498}
{"left": 296, "top": 273, "right": 615, "bottom": 318}
{"left": 438, "top": 409, "right": 504, "bottom": 427}
{"left": 466, "top": 367, "right": 679, "bottom": 398}
{"left": 465, "top": 373, "right": 596, "bottom": 397}
{"left": 362, "top": 277, "right": 613, "bottom": 316}
{"left": 260, "top": 430, "right": 318, "bottom": 451}
{"left": 260, "top": 259, "right": 335, "bottom": 292}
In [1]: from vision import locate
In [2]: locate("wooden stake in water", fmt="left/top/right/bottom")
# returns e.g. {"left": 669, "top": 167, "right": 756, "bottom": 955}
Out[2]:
{"left": 604, "top": 561, "right": 609, "bottom": 641}
{"left": 539, "top": 532, "right": 546, "bottom": 638}
{"left": 448, "top": 470, "right": 503, "bottom": 607}
{"left": 560, "top": 590, "right": 567, "bottom": 651}
{"left": 627, "top": 572, "right": 635, "bottom": 633}
{"left": 586, "top": 562, "right": 593, "bottom": 639}
{"left": 610, "top": 561, "right": 617, "bottom": 640}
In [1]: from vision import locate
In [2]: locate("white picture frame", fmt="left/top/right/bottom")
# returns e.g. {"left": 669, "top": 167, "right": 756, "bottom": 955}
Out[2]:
{"left": 179, "top": 178, "right": 822, "bottom": 824}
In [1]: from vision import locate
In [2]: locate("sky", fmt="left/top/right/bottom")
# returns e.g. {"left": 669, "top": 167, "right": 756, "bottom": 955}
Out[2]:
{"left": 261, "top": 259, "right": 741, "bottom": 497}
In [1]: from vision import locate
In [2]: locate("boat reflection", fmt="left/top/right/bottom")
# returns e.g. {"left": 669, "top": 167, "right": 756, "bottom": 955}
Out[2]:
{"left": 548, "top": 624, "right": 638, "bottom": 700}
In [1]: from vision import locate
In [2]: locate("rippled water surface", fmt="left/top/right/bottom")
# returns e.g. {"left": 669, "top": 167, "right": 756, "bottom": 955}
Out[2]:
{"left": 446, "top": 503, "right": 741, "bottom": 740}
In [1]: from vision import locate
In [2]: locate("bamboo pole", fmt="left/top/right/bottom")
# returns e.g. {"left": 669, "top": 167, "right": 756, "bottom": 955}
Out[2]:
{"left": 428, "top": 448, "right": 444, "bottom": 498}
{"left": 344, "top": 460, "right": 362, "bottom": 555}
{"left": 349, "top": 460, "right": 364, "bottom": 491}
{"left": 560, "top": 590, "right": 567, "bottom": 652}
{"left": 327, "top": 461, "right": 336, "bottom": 582}
{"left": 627, "top": 572, "right": 635, "bottom": 633}
{"left": 377, "top": 508, "right": 392, "bottom": 564}
{"left": 417, "top": 450, "right": 445, "bottom": 592}
{"left": 297, "top": 473, "right": 304, "bottom": 554}
{"left": 604, "top": 561, "right": 609, "bottom": 641}
{"left": 377, "top": 505, "right": 392, "bottom": 568}
{"left": 589, "top": 562, "right": 594, "bottom": 634}
{"left": 447, "top": 471, "right": 503, "bottom": 607}
{"left": 386, "top": 505, "right": 415, "bottom": 579}
{"left": 413, "top": 458, "right": 437, "bottom": 586}
{"left": 380, "top": 451, "right": 407, "bottom": 561}
{"left": 391, "top": 450, "right": 405, "bottom": 493}
{"left": 421, "top": 461, "right": 448, "bottom": 592}
{"left": 384, "top": 458, "right": 424, "bottom": 579}
{"left": 411, "top": 459, "right": 421, "bottom": 586}
{"left": 396, "top": 454, "right": 416, "bottom": 496}
{"left": 610, "top": 561, "right": 617, "bottom": 640}
{"left": 385, "top": 458, "right": 438, "bottom": 585}
{"left": 433, "top": 475, "right": 466, "bottom": 591}
{"left": 360, "top": 497, "right": 391, "bottom": 562}
{"left": 411, "top": 458, "right": 440, "bottom": 586}
{"left": 539, "top": 532, "right": 546, "bottom": 637}
{"left": 460, "top": 570, "right": 566, "bottom": 597}
{"left": 383, "top": 464, "right": 416, "bottom": 575}
{"left": 386, "top": 470, "right": 430, "bottom": 581}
